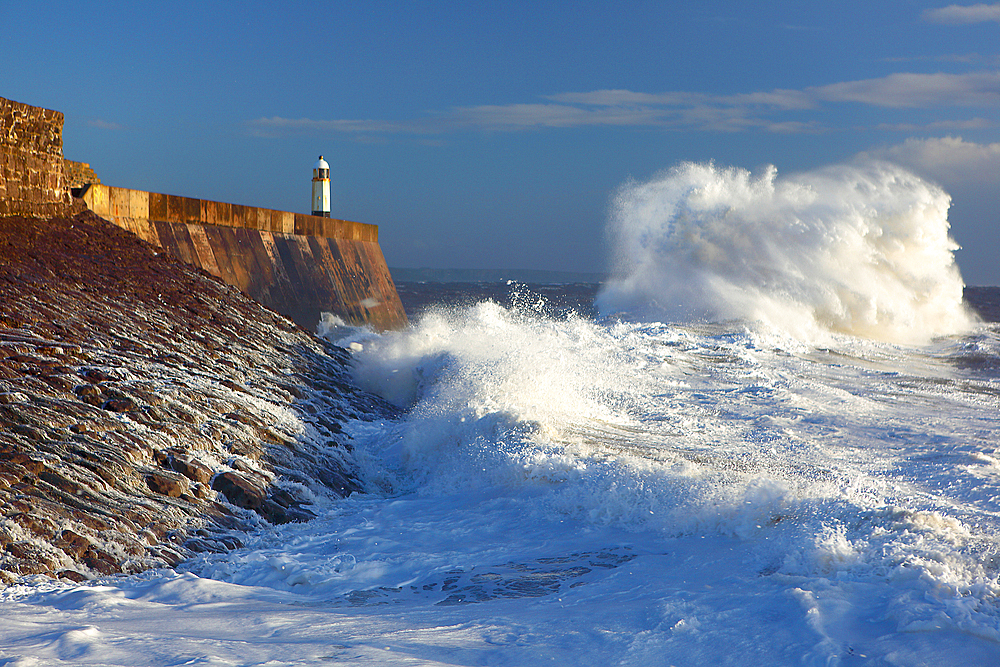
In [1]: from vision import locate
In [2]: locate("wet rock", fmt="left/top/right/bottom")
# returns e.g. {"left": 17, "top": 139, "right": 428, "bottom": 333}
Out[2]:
{"left": 82, "top": 368, "right": 116, "bottom": 384}
{"left": 0, "top": 212, "right": 390, "bottom": 583}
{"left": 230, "top": 457, "right": 267, "bottom": 479}
{"left": 212, "top": 471, "right": 266, "bottom": 510}
{"left": 170, "top": 456, "right": 213, "bottom": 485}
{"left": 5, "top": 541, "right": 61, "bottom": 573}
{"left": 102, "top": 396, "right": 137, "bottom": 412}
{"left": 73, "top": 383, "right": 103, "bottom": 406}
{"left": 39, "top": 468, "right": 91, "bottom": 496}
{"left": 190, "top": 481, "right": 214, "bottom": 500}
{"left": 316, "top": 466, "right": 363, "bottom": 497}
{"left": 54, "top": 529, "right": 92, "bottom": 558}
{"left": 40, "top": 374, "right": 79, "bottom": 392}
{"left": 11, "top": 424, "right": 45, "bottom": 440}
{"left": 145, "top": 470, "right": 190, "bottom": 498}
{"left": 185, "top": 536, "right": 228, "bottom": 553}
{"left": 6, "top": 453, "right": 45, "bottom": 475}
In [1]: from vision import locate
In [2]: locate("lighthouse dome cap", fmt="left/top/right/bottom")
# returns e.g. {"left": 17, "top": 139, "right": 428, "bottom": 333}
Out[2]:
{"left": 314, "top": 156, "right": 330, "bottom": 170}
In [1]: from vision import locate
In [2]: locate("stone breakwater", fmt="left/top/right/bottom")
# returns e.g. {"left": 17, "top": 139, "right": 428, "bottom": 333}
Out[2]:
{"left": 2, "top": 94, "right": 407, "bottom": 332}
{"left": 0, "top": 211, "right": 395, "bottom": 584}
{"left": 80, "top": 183, "right": 407, "bottom": 332}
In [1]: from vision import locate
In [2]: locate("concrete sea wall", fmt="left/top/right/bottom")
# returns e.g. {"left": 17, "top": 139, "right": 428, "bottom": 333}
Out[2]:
{"left": 1, "top": 95, "right": 407, "bottom": 331}
{"left": 80, "top": 184, "right": 407, "bottom": 331}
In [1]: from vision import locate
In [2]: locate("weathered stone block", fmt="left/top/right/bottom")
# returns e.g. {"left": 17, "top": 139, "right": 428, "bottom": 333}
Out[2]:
{"left": 82, "top": 183, "right": 110, "bottom": 217}
{"left": 148, "top": 191, "right": 168, "bottom": 220}
{"left": 231, "top": 204, "right": 247, "bottom": 229}
{"left": 109, "top": 185, "right": 130, "bottom": 218}
{"left": 184, "top": 196, "right": 200, "bottom": 223}
{"left": 129, "top": 188, "right": 148, "bottom": 218}
{"left": 166, "top": 194, "right": 184, "bottom": 223}
{"left": 215, "top": 201, "right": 232, "bottom": 227}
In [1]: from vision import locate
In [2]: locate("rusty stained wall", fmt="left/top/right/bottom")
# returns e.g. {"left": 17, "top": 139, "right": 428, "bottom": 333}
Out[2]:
{"left": 81, "top": 183, "right": 407, "bottom": 331}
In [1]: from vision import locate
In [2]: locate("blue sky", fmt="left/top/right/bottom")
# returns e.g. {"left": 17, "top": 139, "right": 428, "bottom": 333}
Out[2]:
{"left": 3, "top": 1, "right": 999, "bottom": 283}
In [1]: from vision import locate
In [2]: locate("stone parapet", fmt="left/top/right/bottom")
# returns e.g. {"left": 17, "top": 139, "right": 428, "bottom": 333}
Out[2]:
{"left": 0, "top": 96, "right": 73, "bottom": 217}
{"left": 80, "top": 183, "right": 378, "bottom": 242}
{"left": 63, "top": 160, "right": 101, "bottom": 189}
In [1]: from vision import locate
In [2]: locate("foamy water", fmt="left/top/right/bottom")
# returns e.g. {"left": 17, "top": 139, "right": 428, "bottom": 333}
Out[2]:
{"left": 598, "top": 160, "right": 976, "bottom": 344}
{"left": 2, "top": 161, "right": 999, "bottom": 666}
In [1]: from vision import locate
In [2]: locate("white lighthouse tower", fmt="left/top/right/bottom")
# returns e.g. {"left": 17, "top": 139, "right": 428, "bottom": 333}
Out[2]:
{"left": 311, "top": 155, "right": 331, "bottom": 217}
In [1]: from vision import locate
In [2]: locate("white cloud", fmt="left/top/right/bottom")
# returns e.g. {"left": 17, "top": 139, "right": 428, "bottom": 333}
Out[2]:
{"left": 250, "top": 88, "right": 823, "bottom": 138}
{"left": 444, "top": 103, "right": 664, "bottom": 129}
{"left": 862, "top": 136, "right": 1000, "bottom": 186}
{"left": 88, "top": 119, "right": 126, "bottom": 131}
{"left": 251, "top": 105, "right": 667, "bottom": 135}
{"left": 812, "top": 71, "right": 1000, "bottom": 107}
{"left": 923, "top": 3, "right": 1000, "bottom": 24}
{"left": 722, "top": 90, "right": 815, "bottom": 110}
{"left": 876, "top": 117, "right": 995, "bottom": 131}
{"left": 546, "top": 88, "right": 813, "bottom": 112}
{"left": 546, "top": 90, "right": 710, "bottom": 107}
{"left": 249, "top": 71, "right": 1000, "bottom": 137}
{"left": 883, "top": 53, "right": 993, "bottom": 64}
{"left": 251, "top": 116, "right": 419, "bottom": 134}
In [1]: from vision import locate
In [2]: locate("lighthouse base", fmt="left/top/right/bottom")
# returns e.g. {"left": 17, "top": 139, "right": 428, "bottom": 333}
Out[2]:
{"left": 312, "top": 211, "right": 331, "bottom": 218}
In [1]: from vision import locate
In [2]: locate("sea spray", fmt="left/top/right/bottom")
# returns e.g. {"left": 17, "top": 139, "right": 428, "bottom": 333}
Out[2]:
{"left": 329, "top": 289, "right": 998, "bottom": 620}
{"left": 6, "top": 281, "right": 994, "bottom": 664}
{"left": 331, "top": 294, "right": 854, "bottom": 537}
{"left": 597, "top": 160, "right": 975, "bottom": 344}
{"left": 328, "top": 301, "right": 635, "bottom": 495}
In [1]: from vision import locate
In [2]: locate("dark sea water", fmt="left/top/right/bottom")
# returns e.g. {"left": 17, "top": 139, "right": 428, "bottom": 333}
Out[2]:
{"left": 967, "top": 286, "right": 1000, "bottom": 322}
{"left": 397, "top": 281, "right": 1000, "bottom": 324}
{"left": 394, "top": 281, "right": 602, "bottom": 321}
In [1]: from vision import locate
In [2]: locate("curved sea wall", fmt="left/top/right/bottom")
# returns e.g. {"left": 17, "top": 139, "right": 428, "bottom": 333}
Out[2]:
{"left": 80, "top": 184, "right": 407, "bottom": 331}
{"left": 1, "top": 95, "right": 407, "bottom": 332}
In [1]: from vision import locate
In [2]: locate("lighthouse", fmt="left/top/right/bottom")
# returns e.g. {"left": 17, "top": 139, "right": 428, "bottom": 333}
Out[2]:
{"left": 311, "top": 156, "right": 331, "bottom": 217}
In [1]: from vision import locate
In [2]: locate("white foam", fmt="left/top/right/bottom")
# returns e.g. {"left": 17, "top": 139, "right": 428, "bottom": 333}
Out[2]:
{"left": 597, "top": 160, "right": 977, "bottom": 344}
{"left": 3, "top": 279, "right": 1000, "bottom": 664}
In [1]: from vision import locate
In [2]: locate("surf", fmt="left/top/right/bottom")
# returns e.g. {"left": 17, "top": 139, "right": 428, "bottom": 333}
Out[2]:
{"left": 597, "top": 160, "right": 976, "bottom": 344}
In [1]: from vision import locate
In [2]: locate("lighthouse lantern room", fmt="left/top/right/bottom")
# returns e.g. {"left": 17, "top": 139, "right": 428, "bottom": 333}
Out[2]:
{"left": 312, "top": 156, "right": 331, "bottom": 217}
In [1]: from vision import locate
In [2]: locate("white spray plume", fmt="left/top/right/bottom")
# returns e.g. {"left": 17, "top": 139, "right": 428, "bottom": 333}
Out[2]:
{"left": 597, "top": 160, "right": 975, "bottom": 344}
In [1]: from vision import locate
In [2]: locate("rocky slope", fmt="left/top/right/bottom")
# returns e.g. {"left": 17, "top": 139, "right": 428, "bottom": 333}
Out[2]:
{"left": 0, "top": 211, "right": 391, "bottom": 583}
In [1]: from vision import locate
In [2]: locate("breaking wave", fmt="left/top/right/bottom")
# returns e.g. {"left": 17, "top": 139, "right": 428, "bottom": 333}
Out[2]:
{"left": 597, "top": 160, "right": 976, "bottom": 344}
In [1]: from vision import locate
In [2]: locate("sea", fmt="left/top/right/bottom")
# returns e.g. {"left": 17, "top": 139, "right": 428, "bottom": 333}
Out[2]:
{"left": 2, "top": 160, "right": 1000, "bottom": 666}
